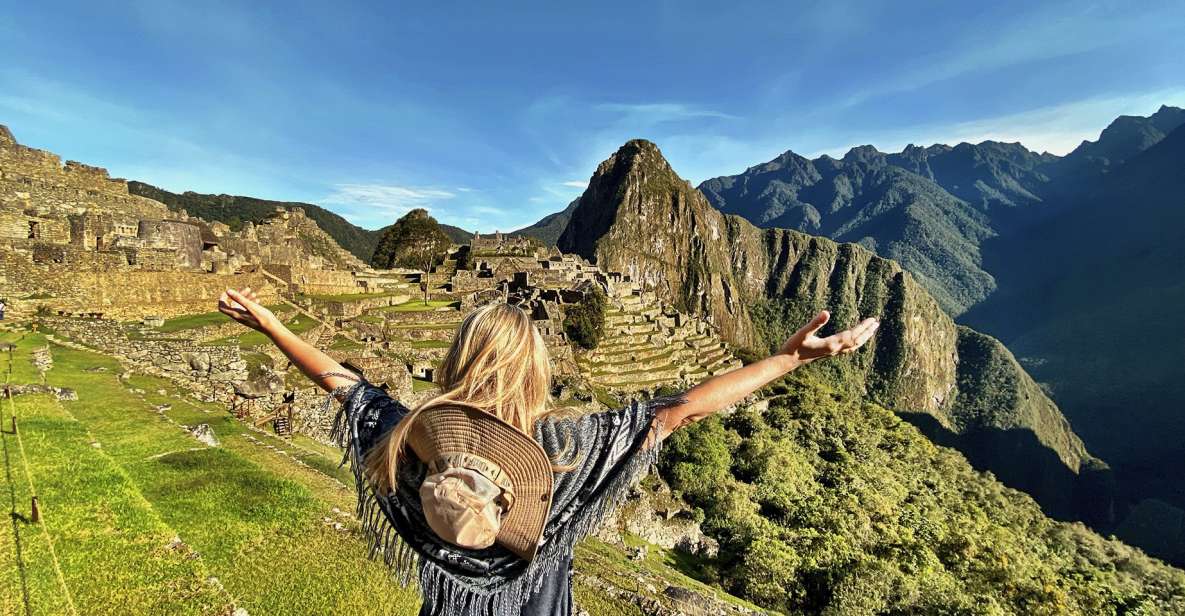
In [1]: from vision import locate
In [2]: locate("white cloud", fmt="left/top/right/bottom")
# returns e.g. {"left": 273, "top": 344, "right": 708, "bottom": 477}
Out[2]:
{"left": 322, "top": 183, "right": 455, "bottom": 217}
{"left": 594, "top": 102, "right": 740, "bottom": 124}
{"left": 561, "top": 180, "right": 587, "bottom": 188}
{"left": 809, "top": 87, "right": 1185, "bottom": 158}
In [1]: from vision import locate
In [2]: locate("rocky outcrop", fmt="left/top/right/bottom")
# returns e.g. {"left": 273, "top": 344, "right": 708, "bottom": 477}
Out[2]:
{"left": 559, "top": 139, "right": 1105, "bottom": 520}
{"left": 559, "top": 140, "right": 758, "bottom": 345}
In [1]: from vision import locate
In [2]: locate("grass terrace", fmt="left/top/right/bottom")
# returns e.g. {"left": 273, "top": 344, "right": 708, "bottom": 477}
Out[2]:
{"left": 208, "top": 312, "right": 320, "bottom": 347}
{"left": 297, "top": 289, "right": 410, "bottom": 303}
{"left": 380, "top": 299, "right": 458, "bottom": 313}
{"left": 1, "top": 332, "right": 422, "bottom": 615}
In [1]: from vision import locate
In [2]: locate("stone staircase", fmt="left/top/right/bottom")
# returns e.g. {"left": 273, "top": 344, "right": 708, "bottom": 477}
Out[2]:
{"left": 578, "top": 290, "right": 741, "bottom": 392}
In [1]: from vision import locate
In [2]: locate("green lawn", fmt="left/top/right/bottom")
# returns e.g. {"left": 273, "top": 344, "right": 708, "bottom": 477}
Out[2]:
{"left": 407, "top": 339, "right": 451, "bottom": 349}
{"left": 0, "top": 333, "right": 420, "bottom": 615}
{"left": 380, "top": 300, "right": 458, "bottom": 313}
{"left": 299, "top": 289, "right": 408, "bottom": 302}
{"left": 155, "top": 310, "right": 230, "bottom": 333}
{"left": 208, "top": 313, "right": 320, "bottom": 347}
{"left": 329, "top": 335, "right": 363, "bottom": 350}
{"left": 1, "top": 386, "right": 229, "bottom": 615}
{"left": 411, "top": 377, "right": 437, "bottom": 393}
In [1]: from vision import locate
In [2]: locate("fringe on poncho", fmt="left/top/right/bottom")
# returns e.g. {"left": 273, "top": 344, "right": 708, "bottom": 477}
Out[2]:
{"left": 323, "top": 377, "right": 686, "bottom": 615}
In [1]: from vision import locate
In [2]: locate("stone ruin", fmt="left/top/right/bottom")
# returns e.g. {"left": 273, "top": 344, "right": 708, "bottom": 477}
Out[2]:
{"left": 0, "top": 125, "right": 399, "bottom": 319}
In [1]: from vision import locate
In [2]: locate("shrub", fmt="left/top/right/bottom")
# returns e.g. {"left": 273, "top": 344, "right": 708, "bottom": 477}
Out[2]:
{"left": 563, "top": 286, "right": 607, "bottom": 350}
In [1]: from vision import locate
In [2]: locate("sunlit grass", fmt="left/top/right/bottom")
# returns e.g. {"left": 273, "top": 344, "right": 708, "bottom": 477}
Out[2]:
{"left": 7, "top": 339, "right": 421, "bottom": 615}
{"left": 380, "top": 300, "right": 457, "bottom": 313}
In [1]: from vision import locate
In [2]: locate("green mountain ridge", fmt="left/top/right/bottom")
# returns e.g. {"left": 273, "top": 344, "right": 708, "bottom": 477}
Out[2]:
{"left": 510, "top": 198, "right": 579, "bottom": 245}
{"left": 699, "top": 146, "right": 1001, "bottom": 314}
{"left": 687, "top": 106, "right": 1185, "bottom": 318}
{"left": 557, "top": 139, "right": 1108, "bottom": 523}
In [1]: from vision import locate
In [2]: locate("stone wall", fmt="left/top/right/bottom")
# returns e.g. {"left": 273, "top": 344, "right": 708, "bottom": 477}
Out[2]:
{"left": 1, "top": 129, "right": 171, "bottom": 220}
{"left": 31, "top": 243, "right": 128, "bottom": 270}
{"left": 137, "top": 219, "right": 203, "bottom": 269}
{"left": 262, "top": 264, "right": 360, "bottom": 295}
{"left": 0, "top": 210, "right": 70, "bottom": 243}
{"left": 0, "top": 254, "right": 277, "bottom": 318}
{"left": 44, "top": 316, "right": 248, "bottom": 391}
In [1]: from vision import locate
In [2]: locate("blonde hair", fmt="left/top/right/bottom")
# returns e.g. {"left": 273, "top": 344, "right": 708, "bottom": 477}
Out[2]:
{"left": 365, "top": 302, "right": 557, "bottom": 493}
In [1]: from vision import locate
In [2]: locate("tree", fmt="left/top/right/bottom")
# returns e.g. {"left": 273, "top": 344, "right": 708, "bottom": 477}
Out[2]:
{"left": 563, "top": 285, "right": 608, "bottom": 350}
{"left": 370, "top": 209, "right": 452, "bottom": 304}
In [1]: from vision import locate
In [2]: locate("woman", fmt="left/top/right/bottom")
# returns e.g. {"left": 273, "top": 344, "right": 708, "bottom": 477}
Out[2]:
{"left": 218, "top": 287, "right": 878, "bottom": 615}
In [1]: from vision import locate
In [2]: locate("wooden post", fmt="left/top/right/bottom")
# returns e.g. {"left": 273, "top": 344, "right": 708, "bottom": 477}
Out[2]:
{"left": 30, "top": 496, "right": 40, "bottom": 523}
{"left": 9, "top": 415, "right": 14, "bottom": 434}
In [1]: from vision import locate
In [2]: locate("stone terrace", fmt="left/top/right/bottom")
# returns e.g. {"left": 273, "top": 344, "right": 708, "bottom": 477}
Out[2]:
{"left": 580, "top": 286, "right": 741, "bottom": 392}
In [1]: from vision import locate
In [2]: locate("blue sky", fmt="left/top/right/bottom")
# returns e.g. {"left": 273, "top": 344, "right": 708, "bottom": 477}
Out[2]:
{"left": 2, "top": 1, "right": 1184, "bottom": 232}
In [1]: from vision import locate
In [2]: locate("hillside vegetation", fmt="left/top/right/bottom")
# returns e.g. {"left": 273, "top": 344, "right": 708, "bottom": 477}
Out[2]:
{"left": 660, "top": 371, "right": 1185, "bottom": 615}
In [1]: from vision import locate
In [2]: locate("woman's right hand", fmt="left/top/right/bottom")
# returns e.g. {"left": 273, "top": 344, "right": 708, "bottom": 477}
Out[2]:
{"left": 218, "top": 287, "right": 282, "bottom": 336}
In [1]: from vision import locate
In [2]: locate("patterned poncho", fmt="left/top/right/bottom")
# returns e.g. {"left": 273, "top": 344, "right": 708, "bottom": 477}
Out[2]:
{"left": 327, "top": 378, "right": 686, "bottom": 615}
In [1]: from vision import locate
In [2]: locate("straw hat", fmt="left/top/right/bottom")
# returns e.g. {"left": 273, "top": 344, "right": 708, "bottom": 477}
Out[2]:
{"left": 407, "top": 402, "right": 554, "bottom": 561}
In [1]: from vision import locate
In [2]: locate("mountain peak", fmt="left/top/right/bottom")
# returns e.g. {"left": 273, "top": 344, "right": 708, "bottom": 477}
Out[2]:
{"left": 599, "top": 139, "right": 675, "bottom": 176}
{"left": 1066, "top": 104, "right": 1185, "bottom": 166}
{"left": 842, "top": 144, "right": 883, "bottom": 163}
{"left": 616, "top": 138, "right": 664, "bottom": 159}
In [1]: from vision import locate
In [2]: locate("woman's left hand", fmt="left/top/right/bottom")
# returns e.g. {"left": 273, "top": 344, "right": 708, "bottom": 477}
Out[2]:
{"left": 779, "top": 310, "right": 879, "bottom": 364}
{"left": 218, "top": 287, "right": 282, "bottom": 335}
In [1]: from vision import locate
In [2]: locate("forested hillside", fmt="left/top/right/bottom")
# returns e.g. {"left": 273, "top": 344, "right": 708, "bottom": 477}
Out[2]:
{"left": 659, "top": 371, "right": 1185, "bottom": 614}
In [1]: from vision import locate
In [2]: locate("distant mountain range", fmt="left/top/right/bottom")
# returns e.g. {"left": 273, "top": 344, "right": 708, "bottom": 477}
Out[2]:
{"left": 961, "top": 116, "right": 1185, "bottom": 564}
{"left": 127, "top": 182, "right": 474, "bottom": 262}
{"left": 693, "top": 105, "right": 1185, "bottom": 316}
{"left": 509, "top": 198, "right": 579, "bottom": 245}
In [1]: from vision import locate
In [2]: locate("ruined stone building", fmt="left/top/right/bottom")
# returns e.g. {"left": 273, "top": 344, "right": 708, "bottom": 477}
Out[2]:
{"left": 0, "top": 125, "right": 384, "bottom": 317}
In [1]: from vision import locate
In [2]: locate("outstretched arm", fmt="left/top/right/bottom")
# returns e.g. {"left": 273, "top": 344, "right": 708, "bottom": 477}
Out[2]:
{"left": 217, "top": 287, "right": 359, "bottom": 393}
{"left": 655, "top": 311, "right": 878, "bottom": 439}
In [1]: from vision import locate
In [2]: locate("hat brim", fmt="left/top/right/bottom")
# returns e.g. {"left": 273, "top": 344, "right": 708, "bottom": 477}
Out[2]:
{"left": 408, "top": 403, "right": 553, "bottom": 561}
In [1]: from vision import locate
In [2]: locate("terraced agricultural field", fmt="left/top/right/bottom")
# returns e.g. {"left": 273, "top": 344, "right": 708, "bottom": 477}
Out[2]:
{"left": 578, "top": 293, "right": 741, "bottom": 391}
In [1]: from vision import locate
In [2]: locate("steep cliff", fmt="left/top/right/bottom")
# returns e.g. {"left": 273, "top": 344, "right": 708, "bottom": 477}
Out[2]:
{"left": 560, "top": 139, "right": 1104, "bottom": 520}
